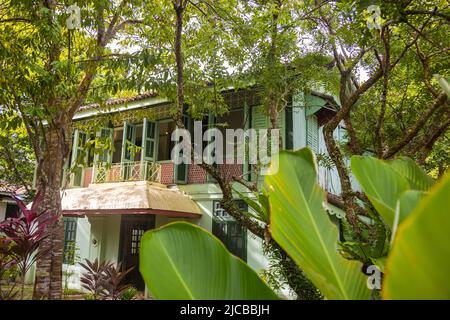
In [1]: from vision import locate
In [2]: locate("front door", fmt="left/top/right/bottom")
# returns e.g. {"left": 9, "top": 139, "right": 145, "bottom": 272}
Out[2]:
{"left": 118, "top": 215, "right": 155, "bottom": 291}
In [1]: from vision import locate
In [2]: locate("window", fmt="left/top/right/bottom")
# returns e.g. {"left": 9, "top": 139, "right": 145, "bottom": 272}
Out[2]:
{"left": 158, "top": 121, "right": 176, "bottom": 161}
{"left": 131, "top": 228, "right": 145, "bottom": 255}
{"left": 113, "top": 128, "right": 123, "bottom": 163}
{"left": 285, "top": 106, "right": 293, "bottom": 150}
{"left": 144, "top": 121, "right": 156, "bottom": 159}
{"left": 71, "top": 130, "right": 87, "bottom": 187}
{"left": 63, "top": 217, "right": 77, "bottom": 264}
{"left": 212, "top": 200, "right": 248, "bottom": 261}
{"left": 216, "top": 109, "right": 245, "bottom": 161}
{"left": 5, "top": 203, "right": 18, "bottom": 219}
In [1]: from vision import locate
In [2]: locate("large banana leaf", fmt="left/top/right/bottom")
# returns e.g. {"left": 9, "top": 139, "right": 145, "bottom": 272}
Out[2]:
{"left": 389, "top": 157, "right": 434, "bottom": 191}
{"left": 267, "top": 149, "right": 370, "bottom": 300}
{"left": 351, "top": 156, "right": 410, "bottom": 227}
{"left": 383, "top": 173, "right": 450, "bottom": 299}
{"left": 391, "top": 190, "right": 426, "bottom": 241}
{"left": 139, "top": 222, "right": 279, "bottom": 300}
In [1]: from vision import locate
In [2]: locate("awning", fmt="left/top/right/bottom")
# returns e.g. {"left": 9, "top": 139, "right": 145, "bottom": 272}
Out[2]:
{"left": 61, "top": 181, "right": 201, "bottom": 218}
{"left": 305, "top": 94, "right": 327, "bottom": 116}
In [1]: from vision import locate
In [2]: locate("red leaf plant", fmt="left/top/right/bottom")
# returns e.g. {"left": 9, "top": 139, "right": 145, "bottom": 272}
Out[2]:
{"left": 0, "top": 192, "right": 57, "bottom": 299}
{"left": 0, "top": 238, "right": 18, "bottom": 300}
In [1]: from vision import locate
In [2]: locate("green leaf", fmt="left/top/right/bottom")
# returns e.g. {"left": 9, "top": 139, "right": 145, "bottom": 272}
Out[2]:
{"left": 139, "top": 222, "right": 278, "bottom": 300}
{"left": 234, "top": 189, "right": 268, "bottom": 223}
{"left": 389, "top": 157, "right": 434, "bottom": 191}
{"left": 391, "top": 190, "right": 426, "bottom": 241}
{"left": 370, "top": 257, "right": 387, "bottom": 273}
{"left": 257, "top": 192, "right": 270, "bottom": 223}
{"left": 351, "top": 156, "right": 410, "bottom": 227}
{"left": 383, "top": 173, "right": 450, "bottom": 299}
{"left": 267, "top": 149, "right": 370, "bottom": 300}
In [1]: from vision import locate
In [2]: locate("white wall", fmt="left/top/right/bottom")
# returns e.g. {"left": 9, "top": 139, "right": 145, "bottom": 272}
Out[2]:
{"left": 101, "top": 215, "right": 121, "bottom": 264}
{"left": 76, "top": 217, "right": 91, "bottom": 262}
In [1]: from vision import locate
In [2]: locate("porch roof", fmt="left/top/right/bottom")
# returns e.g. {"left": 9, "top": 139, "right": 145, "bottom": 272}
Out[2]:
{"left": 61, "top": 181, "right": 201, "bottom": 218}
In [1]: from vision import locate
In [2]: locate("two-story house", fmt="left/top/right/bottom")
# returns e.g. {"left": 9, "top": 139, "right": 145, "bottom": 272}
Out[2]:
{"left": 38, "top": 86, "right": 346, "bottom": 294}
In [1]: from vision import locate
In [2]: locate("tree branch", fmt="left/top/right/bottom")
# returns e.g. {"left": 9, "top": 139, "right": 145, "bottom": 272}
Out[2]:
{"left": 383, "top": 92, "right": 449, "bottom": 159}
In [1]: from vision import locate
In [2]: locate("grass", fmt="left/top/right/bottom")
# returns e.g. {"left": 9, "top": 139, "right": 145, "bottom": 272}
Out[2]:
{"left": 1, "top": 283, "right": 34, "bottom": 300}
{"left": 2, "top": 282, "right": 145, "bottom": 300}
{"left": 1, "top": 283, "right": 86, "bottom": 300}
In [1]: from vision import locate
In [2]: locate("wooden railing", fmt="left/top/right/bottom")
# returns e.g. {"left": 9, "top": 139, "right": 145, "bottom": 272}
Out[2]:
{"left": 92, "top": 161, "right": 161, "bottom": 184}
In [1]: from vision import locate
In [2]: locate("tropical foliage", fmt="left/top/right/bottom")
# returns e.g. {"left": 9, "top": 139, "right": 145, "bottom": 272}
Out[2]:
{"left": 140, "top": 222, "right": 278, "bottom": 300}
{"left": 0, "top": 0, "right": 448, "bottom": 300}
{"left": 139, "top": 148, "right": 449, "bottom": 300}
{"left": 0, "top": 193, "right": 55, "bottom": 299}
{"left": 79, "top": 258, "right": 134, "bottom": 300}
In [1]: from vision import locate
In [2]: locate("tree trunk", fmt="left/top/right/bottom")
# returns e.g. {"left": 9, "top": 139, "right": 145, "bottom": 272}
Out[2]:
{"left": 32, "top": 126, "right": 68, "bottom": 300}
{"left": 273, "top": 244, "right": 322, "bottom": 300}
{"left": 173, "top": 0, "right": 186, "bottom": 129}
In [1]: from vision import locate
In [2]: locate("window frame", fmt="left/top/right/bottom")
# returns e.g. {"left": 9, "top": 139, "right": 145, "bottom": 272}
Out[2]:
{"left": 211, "top": 200, "right": 248, "bottom": 262}
{"left": 63, "top": 217, "right": 78, "bottom": 265}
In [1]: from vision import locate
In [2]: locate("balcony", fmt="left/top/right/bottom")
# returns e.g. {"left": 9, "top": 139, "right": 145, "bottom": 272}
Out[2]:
{"left": 91, "top": 161, "right": 161, "bottom": 184}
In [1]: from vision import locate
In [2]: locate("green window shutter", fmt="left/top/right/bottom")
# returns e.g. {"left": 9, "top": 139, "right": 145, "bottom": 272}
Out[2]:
{"left": 70, "top": 129, "right": 86, "bottom": 187}
{"left": 205, "top": 111, "right": 217, "bottom": 183}
{"left": 277, "top": 108, "right": 285, "bottom": 149}
{"left": 121, "top": 121, "right": 136, "bottom": 164}
{"left": 251, "top": 105, "right": 284, "bottom": 129}
{"left": 95, "top": 128, "right": 114, "bottom": 164}
{"left": 175, "top": 114, "right": 190, "bottom": 184}
{"left": 250, "top": 106, "right": 267, "bottom": 184}
{"left": 306, "top": 115, "right": 319, "bottom": 154}
{"left": 285, "top": 107, "right": 293, "bottom": 150}
{"left": 141, "top": 118, "right": 158, "bottom": 181}
{"left": 120, "top": 122, "right": 137, "bottom": 180}
{"left": 141, "top": 118, "right": 157, "bottom": 162}
{"left": 251, "top": 105, "right": 268, "bottom": 129}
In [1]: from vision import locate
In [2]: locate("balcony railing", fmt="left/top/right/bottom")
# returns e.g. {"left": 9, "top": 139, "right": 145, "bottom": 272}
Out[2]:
{"left": 92, "top": 161, "right": 161, "bottom": 184}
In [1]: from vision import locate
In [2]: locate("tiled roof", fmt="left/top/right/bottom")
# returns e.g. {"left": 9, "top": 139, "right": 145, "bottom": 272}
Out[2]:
{"left": 0, "top": 182, "right": 27, "bottom": 195}
{"left": 79, "top": 92, "right": 159, "bottom": 111}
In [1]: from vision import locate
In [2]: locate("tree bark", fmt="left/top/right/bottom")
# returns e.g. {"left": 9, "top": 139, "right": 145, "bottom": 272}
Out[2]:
{"left": 33, "top": 125, "right": 70, "bottom": 300}
{"left": 173, "top": 0, "right": 186, "bottom": 129}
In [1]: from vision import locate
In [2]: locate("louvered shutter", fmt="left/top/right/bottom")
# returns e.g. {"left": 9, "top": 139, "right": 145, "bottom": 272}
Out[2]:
{"left": 306, "top": 115, "right": 319, "bottom": 154}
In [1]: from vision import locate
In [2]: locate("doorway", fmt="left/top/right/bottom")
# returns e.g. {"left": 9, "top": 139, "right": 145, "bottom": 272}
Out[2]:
{"left": 118, "top": 214, "right": 155, "bottom": 291}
